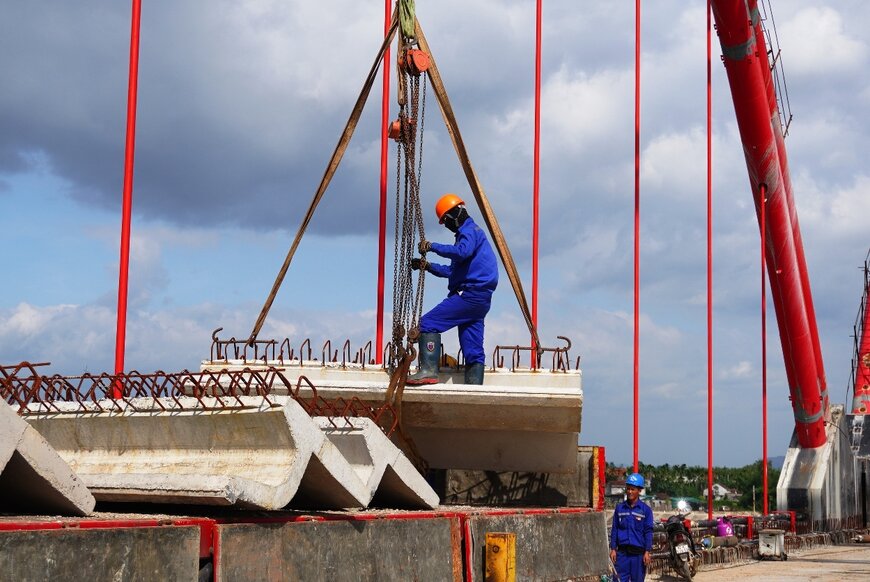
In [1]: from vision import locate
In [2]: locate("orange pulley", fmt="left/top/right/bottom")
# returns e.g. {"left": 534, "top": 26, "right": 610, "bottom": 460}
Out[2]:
{"left": 399, "top": 49, "right": 430, "bottom": 76}
{"left": 388, "top": 117, "right": 416, "bottom": 141}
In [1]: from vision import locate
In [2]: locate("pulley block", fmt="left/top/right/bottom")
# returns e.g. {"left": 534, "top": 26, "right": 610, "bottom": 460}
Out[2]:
{"left": 388, "top": 117, "right": 417, "bottom": 141}
{"left": 399, "top": 49, "right": 430, "bottom": 76}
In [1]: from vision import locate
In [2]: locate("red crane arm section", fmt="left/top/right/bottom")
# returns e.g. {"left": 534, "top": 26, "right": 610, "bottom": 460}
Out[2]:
{"left": 853, "top": 278, "right": 870, "bottom": 414}
{"left": 711, "top": 0, "right": 829, "bottom": 448}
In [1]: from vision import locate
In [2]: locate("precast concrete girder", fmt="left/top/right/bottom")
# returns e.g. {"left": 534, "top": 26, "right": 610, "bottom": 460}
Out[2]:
{"left": 202, "top": 360, "right": 583, "bottom": 473}
{"left": 0, "top": 403, "right": 95, "bottom": 516}
{"left": 23, "top": 396, "right": 438, "bottom": 510}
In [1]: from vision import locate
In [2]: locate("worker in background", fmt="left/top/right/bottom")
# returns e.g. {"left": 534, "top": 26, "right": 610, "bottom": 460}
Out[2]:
{"left": 407, "top": 193, "right": 498, "bottom": 385}
{"left": 610, "top": 472, "right": 654, "bottom": 582}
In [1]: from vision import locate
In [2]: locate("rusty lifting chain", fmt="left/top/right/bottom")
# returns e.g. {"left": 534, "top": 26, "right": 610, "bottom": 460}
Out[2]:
{"left": 389, "top": 30, "right": 429, "bottom": 374}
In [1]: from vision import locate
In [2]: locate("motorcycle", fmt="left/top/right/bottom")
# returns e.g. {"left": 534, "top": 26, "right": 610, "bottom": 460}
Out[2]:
{"left": 662, "top": 500, "right": 698, "bottom": 581}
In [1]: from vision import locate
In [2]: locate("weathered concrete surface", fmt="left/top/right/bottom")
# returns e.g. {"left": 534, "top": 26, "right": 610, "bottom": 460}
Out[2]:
{"left": 778, "top": 405, "right": 857, "bottom": 523}
{"left": 202, "top": 361, "right": 583, "bottom": 473}
{"left": 441, "top": 446, "right": 597, "bottom": 507}
{"left": 24, "top": 396, "right": 371, "bottom": 510}
{"left": 0, "top": 403, "right": 95, "bottom": 516}
{"left": 0, "top": 525, "right": 200, "bottom": 581}
{"left": 315, "top": 417, "right": 439, "bottom": 509}
{"left": 466, "top": 511, "right": 609, "bottom": 581}
{"left": 216, "top": 518, "right": 461, "bottom": 581}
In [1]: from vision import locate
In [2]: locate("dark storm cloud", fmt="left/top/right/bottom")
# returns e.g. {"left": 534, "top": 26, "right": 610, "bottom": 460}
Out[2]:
{"left": 0, "top": 1, "right": 395, "bottom": 234}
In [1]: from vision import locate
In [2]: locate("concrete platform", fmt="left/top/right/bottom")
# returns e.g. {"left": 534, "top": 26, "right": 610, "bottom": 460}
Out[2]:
{"left": 0, "top": 507, "right": 612, "bottom": 581}
{"left": 216, "top": 518, "right": 461, "bottom": 581}
{"left": 0, "top": 524, "right": 201, "bottom": 581}
{"left": 465, "top": 510, "right": 609, "bottom": 581}
{"left": 23, "top": 396, "right": 436, "bottom": 511}
{"left": 0, "top": 403, "right": 95, "bottom": 516}
{"left": 201, "top": 360, "right": 583, "bottom": 473}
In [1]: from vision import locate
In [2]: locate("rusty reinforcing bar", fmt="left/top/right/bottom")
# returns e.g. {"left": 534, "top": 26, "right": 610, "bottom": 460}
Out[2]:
{"left": 209, "top": 328, "right": 580, "bottom": 372}
{"left": 0, "top": 361, "right": 398, "bottom": 437}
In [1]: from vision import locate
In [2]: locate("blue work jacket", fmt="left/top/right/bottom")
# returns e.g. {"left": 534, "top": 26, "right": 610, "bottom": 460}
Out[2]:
{"left": 428, "top": 217, "right": 498, "bottom": 297}
{"left": 610, "top": 499, "right": 654, "bottom": 552}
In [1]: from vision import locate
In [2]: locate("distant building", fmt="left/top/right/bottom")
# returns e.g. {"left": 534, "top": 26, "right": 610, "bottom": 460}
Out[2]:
{"left": 703, "top": 483, "right": 741, "bottom": 501}
{"left": 606, "top": 480, "right": 626, "bottom": 497}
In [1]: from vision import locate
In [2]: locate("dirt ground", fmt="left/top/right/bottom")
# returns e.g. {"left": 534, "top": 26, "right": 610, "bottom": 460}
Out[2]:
{"left": 648, "top": 542, "right": 870, "bottom": 581}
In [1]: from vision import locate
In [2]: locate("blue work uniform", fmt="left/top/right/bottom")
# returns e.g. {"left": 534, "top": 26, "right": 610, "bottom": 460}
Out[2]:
{"left": 420, "top": 217, "right": 498, "bottom": 365}
{"left": 610, "top": 498, "right": 654, "bottom": 582}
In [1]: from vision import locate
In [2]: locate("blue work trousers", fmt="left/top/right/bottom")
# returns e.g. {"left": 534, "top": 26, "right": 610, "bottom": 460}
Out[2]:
{"left": 419, "top": 291, "right": 490, "bottom": 365}
{"left": 614, "top": 552, "right": 645, "bottom": 582}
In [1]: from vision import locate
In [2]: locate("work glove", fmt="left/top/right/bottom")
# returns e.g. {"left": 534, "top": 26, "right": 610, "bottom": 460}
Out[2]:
{"left": 410, "top": 257, "right": 428, "bottom": 271}
{"left": 418, "top": 240, "right": 431, "bottom": 254}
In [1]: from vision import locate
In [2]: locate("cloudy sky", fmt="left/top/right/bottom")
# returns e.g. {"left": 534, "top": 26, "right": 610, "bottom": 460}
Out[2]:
{"left": 1, "top": 1, "right": 868, "bottom": 467}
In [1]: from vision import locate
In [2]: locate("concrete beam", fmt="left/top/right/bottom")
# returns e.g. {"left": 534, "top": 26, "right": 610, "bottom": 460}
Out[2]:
{"left": 202, "top": 360, "right": 583, "bottom": 473}
{"left": 314, "top": 417, "right": 438, "bottom": 509}
{"left": 0, "top": 403, "right": 95, "bottom": 516}
{"left": 23, "top": 396, "right": 436, "bottom": 511}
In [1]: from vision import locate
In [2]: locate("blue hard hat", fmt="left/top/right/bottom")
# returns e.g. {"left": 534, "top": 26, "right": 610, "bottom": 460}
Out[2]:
{"left": 626, "top": 472, "right": 645, "bottom": 488}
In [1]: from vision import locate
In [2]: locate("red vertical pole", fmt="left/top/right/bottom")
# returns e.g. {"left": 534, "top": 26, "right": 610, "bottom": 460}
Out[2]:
{"left": 375, "top": 0, "right": 392, "bottom": 364}
{"left": 531, "top": 0, "right": 542, "bottom": 368}
{"left": 706, "top": 0, "right": 714, "bottom": 521}
{"left": 113, "top": 0, "right": 143, "bottom": 395}
{"left": 761, "top": 184, "right": 769, "bottom": 515}
{"left": 633, "top": 0, "right": 641, "bottom": 473}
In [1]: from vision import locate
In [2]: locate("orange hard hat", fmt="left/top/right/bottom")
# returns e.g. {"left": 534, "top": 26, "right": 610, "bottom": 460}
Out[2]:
{"left": 435, "top": 193, "right": 464, "bottom": 223}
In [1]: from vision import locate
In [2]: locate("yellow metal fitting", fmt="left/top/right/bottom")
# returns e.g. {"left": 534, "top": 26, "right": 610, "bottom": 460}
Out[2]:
{"left": 485, "top": 532, "right": 516, "bottom": 582}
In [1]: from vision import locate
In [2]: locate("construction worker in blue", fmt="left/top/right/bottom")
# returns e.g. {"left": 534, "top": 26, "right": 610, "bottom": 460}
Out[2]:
{"left": 407, "top": 193, "right": 498, "bottom": 386}
{"left": 610, "top": 472, "right": 654, "bottom": 581}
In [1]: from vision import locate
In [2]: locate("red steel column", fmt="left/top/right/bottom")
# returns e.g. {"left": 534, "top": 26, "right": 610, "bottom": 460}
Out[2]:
{"left": 761, "top": 184, "right": 769, "bottom": 514}
{"left": 633, "top": 0, "right": 641, "bottom": 472}
{"left": 375, "top": 0, "right": 392, "bottom": 364}
{"left": 706, "top": 0, "right": 714, "bottom": 521}
{"left": 711, "top": 0, "right": 826, "bottom": 448}
{"left": 531, "top": 0, "right": 542, "bottom": 368}
{"left": 113, "top": 0, "right": 143, "bottom": 390}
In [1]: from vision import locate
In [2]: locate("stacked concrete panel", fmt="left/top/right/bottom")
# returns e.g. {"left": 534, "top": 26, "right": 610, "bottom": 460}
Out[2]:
{"left": 314, "top": 417, "right": 439, "bottom": 508}
{"left": 0, "top": 403, "right": 95, "bottom": 516}
{"left": 202, "top": 360, "right": 583, "bottom": 473}
{"left": 23, "top": 396, "right": 437, "bottom": 510}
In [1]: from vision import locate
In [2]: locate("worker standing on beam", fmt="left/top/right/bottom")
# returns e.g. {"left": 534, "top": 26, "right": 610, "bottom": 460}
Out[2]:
{"left": 407, "top": 193, "right": 498, "bottom": 385}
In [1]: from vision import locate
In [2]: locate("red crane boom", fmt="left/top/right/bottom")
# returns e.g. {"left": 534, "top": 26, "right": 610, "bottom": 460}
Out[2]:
{"left": 711, "top": 0, "right": 829, "bottom": 448}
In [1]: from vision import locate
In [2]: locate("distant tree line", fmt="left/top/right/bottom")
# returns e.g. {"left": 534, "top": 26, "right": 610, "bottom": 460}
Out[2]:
{"left": 607, "top": 460, "right": 781, "bottom": 510}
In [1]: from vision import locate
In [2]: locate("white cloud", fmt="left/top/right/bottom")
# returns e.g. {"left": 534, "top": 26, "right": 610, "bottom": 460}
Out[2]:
{"left": 719, "top": 360, "right": 754, "bottom": 380}
{"left": 541, "top": 66, "right": 633, "bottom": 154}
{"left": 4, "top": 302, "right": 77, "bottom": 337}
{"left": 779, "top": 7, "right": 867, "bottom": 75}
{"left": 794, "top": 171, "right": 870, "bottom": 238}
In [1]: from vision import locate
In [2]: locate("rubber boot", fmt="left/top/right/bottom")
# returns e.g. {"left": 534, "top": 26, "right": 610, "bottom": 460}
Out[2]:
{"left": 406, "top": 333, "right": 441, "bottom": 385}
{"left": 464, "top": 362, "right": 485, "bottom": 385}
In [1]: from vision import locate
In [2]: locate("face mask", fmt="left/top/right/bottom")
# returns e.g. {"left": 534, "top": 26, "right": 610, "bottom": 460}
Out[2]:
{"left": 443, "top": 207, "right": 467, "bottom": 233}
